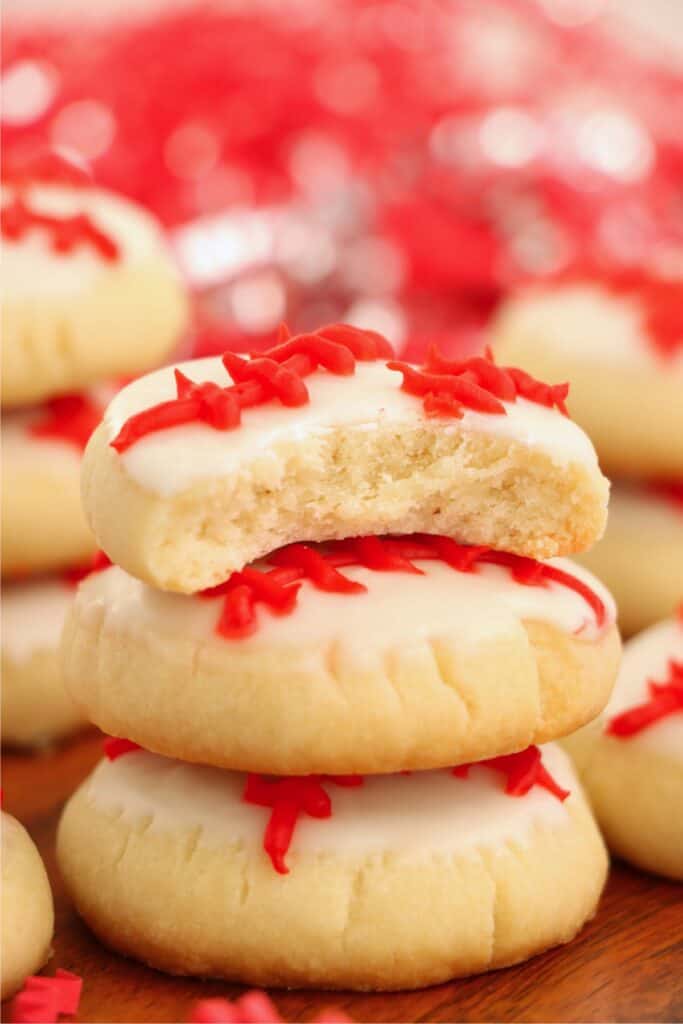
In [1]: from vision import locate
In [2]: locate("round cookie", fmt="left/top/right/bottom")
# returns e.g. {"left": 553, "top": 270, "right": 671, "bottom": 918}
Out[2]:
{"left": 493, "top": 278, "right": 683, "bottom": 478}
{"left": 1, "top": 811, "right": 54, "bottom": 999}
{"left": 2, "top": 395, "right": 100, "bottom": 577}
{"left": 57, "top": 743, "right": 607, "bottom": 991}
{"left": 2, "top": 179, "right": 189, "bottom": 408}
{"left": 82, "top": 329, "right": 608, "bottom": 593}
{"left": 2, "top": 577, "right": 86, "bottom": 748}
{"left": 62, "top": 539, "right": 620, "bottom": 774}
{"left": 576, "top": 482, "right": 683, "bottom": 637}
{"left": 563, "top": 612, "right": 683, "bottom": 880}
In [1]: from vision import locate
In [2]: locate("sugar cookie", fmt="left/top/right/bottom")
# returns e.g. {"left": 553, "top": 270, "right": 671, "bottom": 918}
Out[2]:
{"left": 57, "top": 743, "right": 607, "bottom": 991}
{"left": 2, "top": 577, "right": 86, "bottom": 748}
{"left": 576, "top": 482, "right": 683, "bottom": 637}
{"left": 493, "top": 277, "right": 683, "bottom": 478}
{"left": 62, "top": 541, "right": 619, "bottom": 774}
{"left": 1, "top": 395, "right": 103, "bottom": 578}
{"left": 1, "top": 180, "right": 188, "bottom": 407}
{"left": 82, "top": 328, "right": 608, "bottom": 593}
{"left": 563, "top": 612, "right": 683, "bottom": 880}
{"left": 1, "top": 812, "right": 54, "bottom": 999}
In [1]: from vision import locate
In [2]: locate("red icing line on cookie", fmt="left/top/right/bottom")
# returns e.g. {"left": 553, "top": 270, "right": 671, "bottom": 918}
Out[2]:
{"left": 103, "top": 736, "right": 143, "bottom": 760}
{"left": 606, "top": 659, "right": 683, "bottom": 738}
{"left": 647, "top": 479, "right": 683, "bottom": 512}
{"left": 62, "top": 549, "right": 112, "bottom": 586}
{"left": 29, "top": 392, "right": 104, "bottom": 451}
{"left": 9, "top": 970, "right": 82, "bottom": 1024}
{"left": 110, "top": 324, "right": 394, "bottom": 452}
{"left": 1, "top": 194, "right": 119, "bottom": 261}
{"left": 188, "top": 992, "right": 352, "bottom": 1023}
{"left": 200, "top": 535, "right": 607, "bottom": 641}
{"left": 243, "top": 774, "right": 363, "bottom": 874}
{"left": 452, "top": 745, "right": 570, "bottom": 802}
{"left": 387, "top": 345, "right": 569, "bottom": 419}
{"left": 2, "top": 149, "right": 94, "bottom": 189}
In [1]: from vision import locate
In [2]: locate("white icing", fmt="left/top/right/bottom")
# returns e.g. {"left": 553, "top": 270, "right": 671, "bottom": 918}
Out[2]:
{"left": 2, "top": 386, "right": 113, "bottom": 475}
{"left": 74, "top": 555, "right": 614, "bottom": 649}
{"left": 1, "top": 183, "right": 175, "bottom": 299}
{"left": 603, "top": 618, "right": 683, "bottom": 763}
{"left": 606, "top": 483, "right": 683, "bottom": 537}
{"left": 85, "top": 743, "right": 575, "bottom": 859}
{"left": 2, "top": 578, "right": 73, "bottom": 663}
{"left": 510, "top": 284, "right": 683, "bottom": 372}
{"left": 103, "top": 356, "right": 601, "bottom": 497}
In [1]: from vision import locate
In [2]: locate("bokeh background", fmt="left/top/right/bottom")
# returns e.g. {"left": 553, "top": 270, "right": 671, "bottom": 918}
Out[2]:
{"left": 4, "top": 0, "right": 683, "bottom": 360}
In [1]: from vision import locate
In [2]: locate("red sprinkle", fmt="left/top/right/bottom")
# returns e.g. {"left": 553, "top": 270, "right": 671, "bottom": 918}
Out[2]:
{"left": 452, "top": 745, "right": 570, "bottom": 802}
{"left": 188, "top": 992, "right": 352, "bottom": 1024}
{"left": 648, "top": 480, "right": 683, "bottom": 512}
{"left": 30, "top": 393, "right": 103, "bottom": 451}
{"left": 243, "top": 774, "right": 363, "bottom": 874}
{"left": 110, "top": 324, "right": 394, "bottom": 453}
{"left": 9, "top": 970, "right": 82, "bottom": 1024}
{"left": 1, "top": 194, "right": 119, "bottom": 261}
{"left": 387, "top": 345, "right": 569, "bottom": 419}
{"left": 606, "top": 659, "right": 683, "bottom": 738}
{"left": 103, "top": 736, "right": 142, "bottom": 760}
{"left": 201, "top": 535, "right": 607, "bottom": 641}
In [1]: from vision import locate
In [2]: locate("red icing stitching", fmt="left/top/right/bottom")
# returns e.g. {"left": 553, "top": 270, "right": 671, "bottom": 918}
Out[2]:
{"left": 103, "top": 736, "right": 143, "bottom": 760}
{"left": 1, "top": 194, "right": 119, "bottom": 261}
{"left": 200, "top": 535, "right": 607, "bottom": 640}
{"left": 242, "top": 774, "right": 363, "bottom": 874}
{"left": 29, "top": 392, "right": 103, "bottom": 451}
{"left": 188, "top": 992, "right": 352, "bottom": 1023}
{"left": 62, "top": 549, "right": 112, "bottom": 587}
{"left": 452, "top": 745, "right": 570, "bottom": 802}
{"left": 387, "top": 345, "right": 569, "bottom": 419}
{"left": 110, "top": 324, "right": 394, "bottom": 453}
{"left": 606, "top": 659, "right": 683, "bottom": 738}
{"left": 550, "top": 266, "right": 683, "bottom": 359}
{"left": 9, "top": 970, "right": 82, "bottom": 1024}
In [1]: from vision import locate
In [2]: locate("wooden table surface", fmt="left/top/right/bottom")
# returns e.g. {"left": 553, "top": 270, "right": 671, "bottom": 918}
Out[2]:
{"left": 2, "top": 732, "right": 682, "bottom": 1024}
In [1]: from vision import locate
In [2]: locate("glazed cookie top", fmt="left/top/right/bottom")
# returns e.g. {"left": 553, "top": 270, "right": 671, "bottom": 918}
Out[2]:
{"left": 100, "top": 328, "right": 601, "bottom": 498}
{"left": 606, "top": 481, "right": 683, "bottom": 535}
{"left": 1, "top": 181, "right": 178, "bottom": 300}
{"left": 500, "top": 276, "right": 683, "bottom": 371}
{"left": 2, "top": 578, "right": 74, "bottom": 663}
{"left": 73, "top": 536, "right": 615, "bottom": 649}
{"left": 87, "top": 741, "right": 575, "bottom": 874}
{"left": 2, "top": 389, "right": 106, "bottom": 471}
{"left": 604, "top": 611, "right": 683, "bottom": 762}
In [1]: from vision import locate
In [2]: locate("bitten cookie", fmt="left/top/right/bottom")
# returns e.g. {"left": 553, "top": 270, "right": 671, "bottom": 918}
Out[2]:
{"left": 1, "top": 812, "right": 54, "bottom": 999}
{"left": 2, "top": 577, "right": 86, "bottom": 748}
{"left": 563, "top": 611, "right": 683, "bottom": 880}
{"left": 2, "top": 394, "right": 101, "bottom": 577}
{"left": 82, "top": 326, "right": 608, "bottom": 593}
{"left": 493, "top": 275, "right": 683, "bottom": 478}
{"left": 62, "top": 538, "right": 619, "bottom": 774}
{"left": 576, "top": 482, "right": 683, "bottom": 637}
{"left": 57, "top": 743, "right": 607, "bottom": 991}
{"left": 1, "top": 178, "right": 188, "bottom": 407}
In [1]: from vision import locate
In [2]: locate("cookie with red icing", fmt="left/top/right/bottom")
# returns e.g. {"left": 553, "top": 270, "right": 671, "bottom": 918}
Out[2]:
{"left": 57, "top": 742, "right": 607, "bottom": 991}
{"left": 576, "top": 481, "right": 683, "bottom": 637}
{"left": 563, "top": 609, "right": 683, "bottom": 880}
{"left": 1, "top": 391, "right": 102, "bottom": 577}
{"left": 62, "top": 537, "right": 619, "bottom": 774}
{"left": 1, "top": 811, "right": 54, "bottom": 999}
{"left": 1, "top": 176, "right": 188, "bottom": 408}
{"left": 2, "top": 576, "right": 87, "bottom": 748}
{"left": 493, "top": 273, "right": 683, "bottom": 478}
{"left": 81, "top": 325, "right": 609, "bottom": 593}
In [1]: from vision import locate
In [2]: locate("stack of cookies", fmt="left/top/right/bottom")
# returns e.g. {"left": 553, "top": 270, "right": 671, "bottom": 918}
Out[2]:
{"left": 58, "top": 325, "right": 620, "bottom": 990}
{"left": 494, "top": 270, "right": 683, "bottom": 636}
{"left": 1, "top": 153, "right": 188, "bottom": 748}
